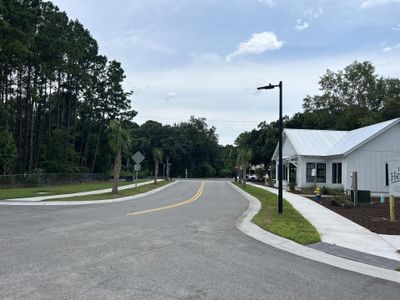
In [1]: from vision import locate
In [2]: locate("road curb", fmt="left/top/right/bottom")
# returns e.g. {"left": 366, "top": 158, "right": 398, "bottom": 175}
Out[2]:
{"left": 0, "top": 181, "right": 178, "bottom": 206}
{"left": 230, "top": 182, "right": 400, "bottom": 284}
{"left": 3, "top": 180, "right": 161, "bottom": 202}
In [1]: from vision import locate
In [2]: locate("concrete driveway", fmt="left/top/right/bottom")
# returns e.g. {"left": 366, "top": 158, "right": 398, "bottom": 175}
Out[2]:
{"left": 1, "top": 180, "right": 399, "bottom": 299}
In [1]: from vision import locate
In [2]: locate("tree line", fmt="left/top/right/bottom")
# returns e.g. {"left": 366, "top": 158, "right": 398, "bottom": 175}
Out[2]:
{"left": 235, "top": 61, "right": 400, "bottom": 174}
{"left": 0, "top": 0, "right": 237, "bottom": 180}
{"left": 0, "top": 0, "right": 135, "bottom": 175}
{"left": 123, "top": 116, "right": 236, "bottom": 179}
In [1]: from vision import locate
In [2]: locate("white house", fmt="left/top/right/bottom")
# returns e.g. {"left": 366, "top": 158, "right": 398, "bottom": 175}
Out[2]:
{"left": 271, "top": 118, "right": 400, "bottom": 194}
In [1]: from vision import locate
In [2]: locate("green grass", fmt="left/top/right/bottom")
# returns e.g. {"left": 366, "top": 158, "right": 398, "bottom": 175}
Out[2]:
{"left": 396, "top": 267, "right": 400, "bottom": 272}
{"left": 236, "top": 183, "right": 321, "bottom": 245}
{"left": 45, "top": 180, "right": 173, "bottom": 201}
{"left": 0, "top": 179, "right": 148, "bottom": 200}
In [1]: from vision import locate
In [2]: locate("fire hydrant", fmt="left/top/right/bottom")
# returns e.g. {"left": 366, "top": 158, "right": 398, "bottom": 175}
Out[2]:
{"left": 314, "top": 187, "right": 321, "bottom": 203}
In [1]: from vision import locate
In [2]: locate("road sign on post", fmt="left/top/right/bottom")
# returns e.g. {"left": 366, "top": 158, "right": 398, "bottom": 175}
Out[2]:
{"left": 132, "top": 151, "right": 145, "bottom": 186}
{"left": 132, "top": 151, "right": 145, "bottom": 164}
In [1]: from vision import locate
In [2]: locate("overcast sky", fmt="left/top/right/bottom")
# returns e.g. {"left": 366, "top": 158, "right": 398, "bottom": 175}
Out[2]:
{"left": 52, "top": 0, "right": 400, "bottom": 145}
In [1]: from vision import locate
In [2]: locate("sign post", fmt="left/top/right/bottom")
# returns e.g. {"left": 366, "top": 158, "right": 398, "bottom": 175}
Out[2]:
{"left": 134, "top": 164, "right": 141, "bottom": 188}
{"left": 388, "top": 160, "right": 400, "bottom": 222}
{"left": 132, "top": 151, "right": 145, "bottom": 187}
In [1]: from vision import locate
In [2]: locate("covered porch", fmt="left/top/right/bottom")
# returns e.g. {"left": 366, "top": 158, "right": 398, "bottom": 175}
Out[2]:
{"left": 273, "top": 155, "right": 298, "bottom": 191}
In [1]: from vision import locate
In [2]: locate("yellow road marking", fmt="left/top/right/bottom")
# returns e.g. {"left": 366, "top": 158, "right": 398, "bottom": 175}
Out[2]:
{"left": 127, "top": 181, "right": 205, "bottom": 216}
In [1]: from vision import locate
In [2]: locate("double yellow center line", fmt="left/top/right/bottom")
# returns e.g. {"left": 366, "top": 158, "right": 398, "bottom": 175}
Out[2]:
{"left": 127, "top": 181, "right": 206, "bottom": 216}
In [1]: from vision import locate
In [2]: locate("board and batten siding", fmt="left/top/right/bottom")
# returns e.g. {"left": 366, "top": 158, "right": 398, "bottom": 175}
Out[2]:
{"left": 297, "top": 156, "right": 344, "bottom": 189}
{"left": 345, "top": 123, "right": 400, "bottom": 194}
{"left": 282, "top": 137, "right": 297, "bottom": 159}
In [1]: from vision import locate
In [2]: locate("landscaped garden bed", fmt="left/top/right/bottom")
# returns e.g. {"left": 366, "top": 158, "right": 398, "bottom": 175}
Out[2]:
{"left": 316, "top": 197, "right": 400, "bottom": 235}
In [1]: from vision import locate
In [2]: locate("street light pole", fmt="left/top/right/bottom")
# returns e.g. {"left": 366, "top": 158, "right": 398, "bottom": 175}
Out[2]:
{"left": 257, "top": 81, "right": 283, "bottom": 214}
{"left": 278, "top": 81, "right": 283, "bottom": 214}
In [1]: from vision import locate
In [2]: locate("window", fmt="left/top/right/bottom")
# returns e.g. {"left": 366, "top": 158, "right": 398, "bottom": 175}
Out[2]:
{"left": 306, "top": 162, "right": 326, "bottom": 183}
{"left": 306, "top": 163, "right": 315, "bottom": 182}
{"left": 332, "top": 163, "right": 342, "bottom": 184}
{"left": 385, "top": 163, "right": 389, "bottom": 186}
{"left": 317, "top": 163, "right": 326, "bottom": 183}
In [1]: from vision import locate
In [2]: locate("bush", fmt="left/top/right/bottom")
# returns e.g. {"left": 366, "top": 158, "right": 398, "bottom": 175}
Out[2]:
{"left": 289, "top": 181, "right": 296, "bottom": 192}
{"left": 331, "top": 194, "right": 353, "bottom": 208}
{"left": 322, "top": 186, "right": 329, "bottom": 195}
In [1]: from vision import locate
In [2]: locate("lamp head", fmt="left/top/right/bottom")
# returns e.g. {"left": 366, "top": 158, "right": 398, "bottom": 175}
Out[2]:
{"left": 257, "top": 83, "right": 276, "bottom": 90}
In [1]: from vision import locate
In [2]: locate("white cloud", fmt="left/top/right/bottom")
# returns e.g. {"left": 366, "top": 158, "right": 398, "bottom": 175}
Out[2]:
{"left": 166, "top": 92, "right": 177, "bottom": 101}
{"left": 310, "top": 7, "right": 324, "bottom": 18}
{"left": 295, "top": 20, "right": 309, "bottom": 31}
{"left": 382, "top": 44, "right": 400, "bottom": 52}
{"left": 226, "top": 32, "right": 283, "bottom": 62}
{"left": 361, "top": 0, "right": 400, "bottom": 9}
{"left": 382, "top": 46, "right": 393, "bottom": 52}
{"left": 392, "top": 24, "right": 400, "bottom": 31}
{"left": 256, "top": 0, "right": 276, "bottom": 7}
{"left": 294, "top": 8, "right": 323, "bottom": 31}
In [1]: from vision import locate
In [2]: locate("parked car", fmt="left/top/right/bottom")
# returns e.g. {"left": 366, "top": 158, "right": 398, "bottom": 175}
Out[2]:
{"left": 246, "top": 174, "right": 258, "bottom": 182}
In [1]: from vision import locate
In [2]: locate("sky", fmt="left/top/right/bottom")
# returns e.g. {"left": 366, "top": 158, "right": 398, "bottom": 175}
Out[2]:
{"left": 51, "top": 0, "right": 400, "bottom": 145}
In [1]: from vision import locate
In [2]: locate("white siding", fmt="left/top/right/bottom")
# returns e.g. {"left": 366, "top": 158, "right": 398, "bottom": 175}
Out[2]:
{"left": 282, "top": 138, "right": 297, "bottom": 158}
{"left": 297, "top": 156, "right": 304, "bottom": 188}
{"left": 345, "top": 123, "right": 400, "bottom": 193}
{"left": 297, "top": 156, "right": 344, "bottom": 190}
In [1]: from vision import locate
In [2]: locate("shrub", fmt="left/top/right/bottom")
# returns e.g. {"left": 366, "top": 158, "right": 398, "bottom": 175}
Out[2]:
{"left": 289, "top": 181, "right": 296, "bottom": 192}
{"left": 322, "top": 186, "right": 329, "bottom": 195}
{"left": 331, "top": 194, "right": 353, "bottom": 208}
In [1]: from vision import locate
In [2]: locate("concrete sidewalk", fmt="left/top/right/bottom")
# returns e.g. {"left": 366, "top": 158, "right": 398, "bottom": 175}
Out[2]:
{"left": 248, "top": 183, "right": 400, "bottom": 262}
{"left": 4, "top": 180, "right": 161, "bottom": 202}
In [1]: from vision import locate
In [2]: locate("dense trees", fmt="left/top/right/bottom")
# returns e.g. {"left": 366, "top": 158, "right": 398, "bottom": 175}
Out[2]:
{"left": 301, "top": 61, "right": 400, "bottom": 130}
{"left": 0, "top": 0, "right": 135, "bottom": 175}
{"left": 0, "top": 128, "right": 16, "bottom": 174}
{"left": 128, "top": 116, "right": 235, "bottom": 179}
{"left": 235, "top": 61, "right": 400, "bottom": 172}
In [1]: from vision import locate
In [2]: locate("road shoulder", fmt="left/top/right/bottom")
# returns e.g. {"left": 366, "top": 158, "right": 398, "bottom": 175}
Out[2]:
{"left": 0, "top": 181, "right": 178, "bottom": 206}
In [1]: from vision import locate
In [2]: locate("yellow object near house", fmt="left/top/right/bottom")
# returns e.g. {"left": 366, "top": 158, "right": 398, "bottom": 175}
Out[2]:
{"left": 314, "top": 187, "right": 321, "bottom": 196}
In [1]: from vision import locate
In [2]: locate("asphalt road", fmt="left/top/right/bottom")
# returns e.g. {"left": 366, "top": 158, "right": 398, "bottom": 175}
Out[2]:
{"left": 0, "top": 180, "right": 399, "bottom": 299}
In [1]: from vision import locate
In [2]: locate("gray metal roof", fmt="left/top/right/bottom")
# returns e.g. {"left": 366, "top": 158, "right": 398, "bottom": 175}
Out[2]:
{"left": 284, "top": 129, "right": 346, "bottom": 156}
{"left": 328, "top": 118, "right": 400, "bottom": 156}
{"left": 274, "top": 118, "right": 400, "bottom": 159}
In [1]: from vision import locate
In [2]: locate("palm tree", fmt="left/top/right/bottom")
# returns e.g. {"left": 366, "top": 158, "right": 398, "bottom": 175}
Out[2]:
{"left": 108, "top": 120, "right": 131, "bottom": 194}
{"left": 237, "top": 149, "right": 252, "bottom": 187}
{"left": 153, "top": 148, "right": 163, "bottom": 184}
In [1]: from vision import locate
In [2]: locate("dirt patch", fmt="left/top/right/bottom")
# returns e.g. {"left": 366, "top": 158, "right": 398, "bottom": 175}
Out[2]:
{"left": 310, "top": 197, "right": 400, "bottom": 235}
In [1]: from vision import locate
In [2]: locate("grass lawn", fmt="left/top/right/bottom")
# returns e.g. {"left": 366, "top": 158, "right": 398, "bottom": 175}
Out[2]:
{"left": 235, "top": 183, "right": 321, "bottom": 245}
{"left": 0, "top": 179, "right": 149, "bottom": 200}
{"left": 45, "top": 180, "right": 173, "bottom": 201}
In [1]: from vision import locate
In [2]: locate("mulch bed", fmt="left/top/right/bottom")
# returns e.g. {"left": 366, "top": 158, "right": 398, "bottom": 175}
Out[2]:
{"left": 311, "top": 197, "right": 400, "bottom": 235}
